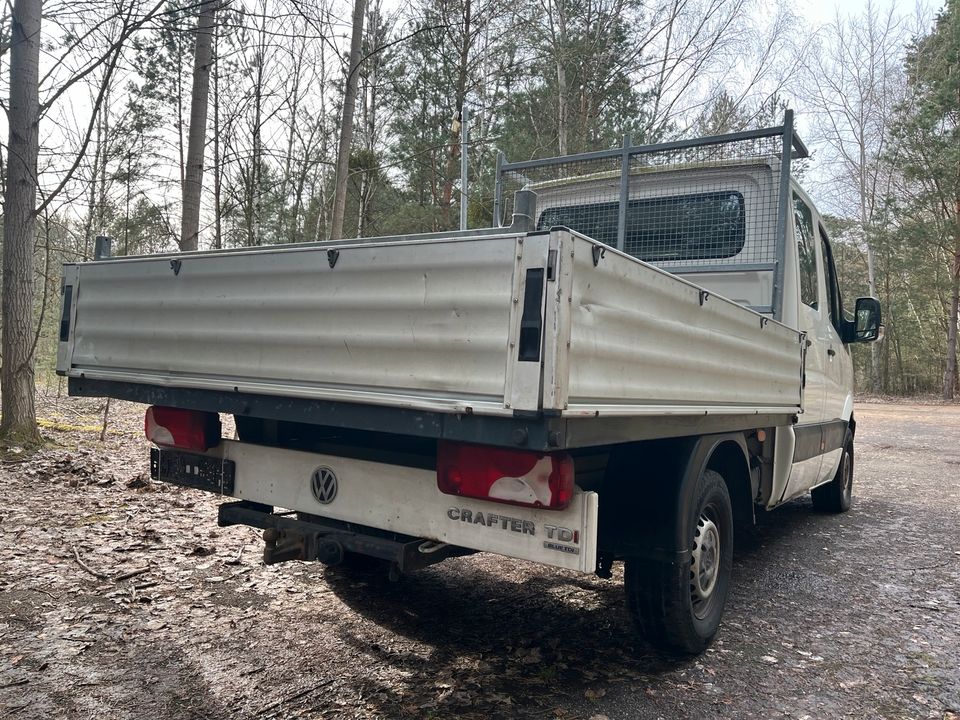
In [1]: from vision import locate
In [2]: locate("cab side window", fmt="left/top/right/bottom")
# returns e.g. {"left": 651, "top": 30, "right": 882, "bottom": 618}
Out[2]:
{"left": 819, "top": 225, "right": 842, "bottom": 334}
{"left": 793, "top": 194, "right": 818, "bottom": 310}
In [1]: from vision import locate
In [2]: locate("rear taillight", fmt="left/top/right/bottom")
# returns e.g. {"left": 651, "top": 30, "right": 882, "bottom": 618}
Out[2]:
{"left": 437, "top": 441, "right": 574, "bottom": 510}
{"left": 145, "top": 406, "right": 221, "bottom": 451}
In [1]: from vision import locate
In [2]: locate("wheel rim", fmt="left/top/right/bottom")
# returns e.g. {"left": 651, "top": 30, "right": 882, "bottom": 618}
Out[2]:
{"left": 841, "top": 449, "right": 853, "bottom": 502}
{"left": 690, "top": 510, "right": 721, "bottom": 619}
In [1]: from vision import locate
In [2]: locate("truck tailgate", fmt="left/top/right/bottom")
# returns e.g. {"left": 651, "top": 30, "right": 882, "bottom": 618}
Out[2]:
{"left": 58, "top": 233, "right": 545, "bottom": 415}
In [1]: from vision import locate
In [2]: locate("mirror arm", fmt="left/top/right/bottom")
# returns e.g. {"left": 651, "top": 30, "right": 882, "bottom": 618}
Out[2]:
{"left": 840, "top": 318, "right": 854, "bottom": 344}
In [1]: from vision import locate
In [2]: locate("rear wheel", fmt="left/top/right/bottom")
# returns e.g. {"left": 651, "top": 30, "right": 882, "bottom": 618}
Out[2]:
{"left": 624, "top": 469, "right": 733, "bottom": 655}
{"left": 811, "top": 432, "right": 853, "bottom": 513}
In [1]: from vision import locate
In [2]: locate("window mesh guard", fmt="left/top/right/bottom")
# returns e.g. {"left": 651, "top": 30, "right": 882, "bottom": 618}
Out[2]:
{"left": 494, "top": 113, "right": 809, "bottom": 317}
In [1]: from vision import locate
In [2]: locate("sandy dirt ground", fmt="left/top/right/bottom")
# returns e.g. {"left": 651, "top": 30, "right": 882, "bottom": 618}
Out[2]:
{"left": 0, "top": 395, "right": 958, "bottom": 719}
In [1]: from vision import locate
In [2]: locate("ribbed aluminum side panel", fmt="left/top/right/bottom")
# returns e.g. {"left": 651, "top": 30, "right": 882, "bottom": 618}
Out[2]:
{"left": 559, "top": 234, "right": 802, "bottom": 415}
{"left": 66, "top": 236, "right": 525, "bottom": 413}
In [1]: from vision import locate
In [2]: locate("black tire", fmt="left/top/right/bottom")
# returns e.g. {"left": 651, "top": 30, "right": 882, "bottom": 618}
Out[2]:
{"left": 811, "top": 431, "right": 853, "bottom": 513}
{"left": 624, "top": 468, "right": 734, "bottom": 655}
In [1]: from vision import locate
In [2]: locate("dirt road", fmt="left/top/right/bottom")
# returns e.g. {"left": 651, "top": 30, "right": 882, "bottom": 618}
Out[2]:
{"left": 1, "top": 400, "right": 958, "bottom": 719}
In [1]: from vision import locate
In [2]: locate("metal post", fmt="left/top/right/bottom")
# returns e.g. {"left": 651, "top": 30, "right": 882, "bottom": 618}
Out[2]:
{"left": 493, "top": 151, "right": 505, "bottom": 228}
{"left": 772, "top": 110, "right": 794, "bottom": 322}
{"left": 94, "top": 235, "right": 112, "bottom": 260}
{"left": 510, "top": 190, "right": 537, "bottom": 232}
{"left": 460, "top": 105, "right": 469, "bottom": 231}
{"left": 616, "top": 133, "right": 632, "bottom": 251}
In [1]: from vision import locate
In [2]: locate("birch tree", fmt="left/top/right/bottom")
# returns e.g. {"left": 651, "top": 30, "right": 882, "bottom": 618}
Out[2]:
{"left": 803, "top": 2, "right": 909, "bottom": 393}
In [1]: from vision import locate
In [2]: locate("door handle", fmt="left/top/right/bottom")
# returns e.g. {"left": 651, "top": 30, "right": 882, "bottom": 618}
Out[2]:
{"left": 827, "top": 347, "right": 836, "bottom": 357}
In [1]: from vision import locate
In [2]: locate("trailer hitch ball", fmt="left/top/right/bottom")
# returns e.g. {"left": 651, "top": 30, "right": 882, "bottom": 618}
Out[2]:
{"left": 261, "top": 527, "right": 305, "bottom": 565}
{"left": 263, "top": 527, "right": 280, "bottom": 544}
{"left": 316, "top": 539, "right": 344, "bottom": 566}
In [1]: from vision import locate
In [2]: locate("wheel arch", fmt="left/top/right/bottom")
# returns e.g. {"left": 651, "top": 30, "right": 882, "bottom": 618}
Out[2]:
{"left": 841, "top": 393, "right": 856, "bottom": 424}
{"left": 703, "top": 438, "right": 754, "bottom": 537}
{"left": 599, "top": 432, "right": 752, "bottom": 564}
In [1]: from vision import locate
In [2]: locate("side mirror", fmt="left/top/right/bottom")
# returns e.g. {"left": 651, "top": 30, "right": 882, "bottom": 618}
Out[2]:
{"left": 842, "top": 297, "right": 882, "bottom": 344}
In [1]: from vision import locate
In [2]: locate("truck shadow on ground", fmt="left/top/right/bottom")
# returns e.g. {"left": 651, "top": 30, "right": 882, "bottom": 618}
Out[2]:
{"left": 4, "top": 611, "right": 236, "bottom": 720}
{"left": 318, "top": 496, "right": 879, "bottom": 718}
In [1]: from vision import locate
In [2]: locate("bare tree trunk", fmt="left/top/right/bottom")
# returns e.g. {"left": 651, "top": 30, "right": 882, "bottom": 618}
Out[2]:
{"left": 83, "top": 134, "right": 100, "bottom": 260}
{"left": 278, "top": 38, "right": 304, "bottom": 241}
{"left": 944, "top": 239, "right": 960, "bottom": 401}
{"left": 554, "top": 0, "right": 568, "bottom": 155}
{"left": 97, "top": 85, "right": 109, "bottom": 233}
{"left": 864, "top": 236, "right": 882, "bottom": 392}
{"left": 99, "top": 397, "right": 111, "bottom": 442}
{"left": 0, "top": 0, "right": 42, "bottom": 446}
{"left": 180, "top": 0, "right": 218, "bottom": 251}
{"left": 177, "top": 32, "right": 187, "bottom": 190}
{"left": 212, "top": 19, "right": 222, "bottom": 250}
{"left": 252, "top": 76, "right": 262, "bottom": 246}
{"left": 0, "top": 39, "right": 4, "bottom": 201}
{"left": 329, "top": 0, "right": 366, "bottom": 241}
{"left": 290, "top": 121, "right": 318, "bottom": 243}
{"left": 355, "top": 171, "right": 367, "bottom": 238}
{"left": 860, "top": 141, "right": 882, "bottom": 394}
{"left": 440, "top": 0, "right": 471, "bottom": 229}
{"left": 250, "top": 3, "right": 267, "bottom": 246}
{"left": 123, "top": 152, "right": 132, "bottom": 254}
{"left": 313, "top": 40, "right": 330, "bottom": 243}
{"left": 355, "top": 17, "right": 370, "bottom": 239}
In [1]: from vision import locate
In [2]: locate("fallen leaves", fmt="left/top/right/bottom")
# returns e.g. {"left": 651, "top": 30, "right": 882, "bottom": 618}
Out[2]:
{"left": 2, "top": 395, "right": 959, "bottom": 720}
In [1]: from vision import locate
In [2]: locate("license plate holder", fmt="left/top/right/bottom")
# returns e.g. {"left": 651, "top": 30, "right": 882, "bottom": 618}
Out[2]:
{"left": 150, "top": 447, "right": 235, "bottom": 494}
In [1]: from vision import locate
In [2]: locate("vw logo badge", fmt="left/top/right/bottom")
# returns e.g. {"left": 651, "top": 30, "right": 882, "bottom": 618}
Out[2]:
{"left": 310, "top": 466, "right": 338, "bottom": 504}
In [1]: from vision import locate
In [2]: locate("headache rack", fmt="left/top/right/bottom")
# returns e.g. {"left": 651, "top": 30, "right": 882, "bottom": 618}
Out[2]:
{"left": 492, "top": 110, "right": 810, "bottom": 321}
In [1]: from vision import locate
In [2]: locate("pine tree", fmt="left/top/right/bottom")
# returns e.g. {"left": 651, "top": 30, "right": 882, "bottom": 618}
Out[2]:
{"left": 892, "top": 0, "right": 960, "bottom": 399}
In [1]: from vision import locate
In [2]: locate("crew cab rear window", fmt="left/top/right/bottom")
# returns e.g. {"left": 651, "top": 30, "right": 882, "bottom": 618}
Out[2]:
{"left": 536, "top": 191, "right": 746, "bottom": 262}
{"left": 793, "top": 194, "right": 819, "bottom": 310}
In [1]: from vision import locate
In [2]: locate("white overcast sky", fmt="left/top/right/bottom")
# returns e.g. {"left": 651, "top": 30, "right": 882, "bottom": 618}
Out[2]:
{"left": 802, "top": 0, "right": 905, "bottom": 24}
{"left": 8, "top": 0, "right": 938, "bottom": 228}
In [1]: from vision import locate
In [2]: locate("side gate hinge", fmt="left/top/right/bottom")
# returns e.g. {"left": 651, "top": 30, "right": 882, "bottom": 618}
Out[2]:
{"left": 591, "top": 245, "right": 605, "bottom": 267}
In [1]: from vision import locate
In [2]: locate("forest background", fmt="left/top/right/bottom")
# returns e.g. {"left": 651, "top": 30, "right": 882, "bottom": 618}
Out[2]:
{"left": 1, "top": 0, "right": 958, "bottom": 444}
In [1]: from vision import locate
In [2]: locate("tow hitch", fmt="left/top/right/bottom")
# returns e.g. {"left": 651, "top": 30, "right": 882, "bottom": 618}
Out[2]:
{"left": 261, "top": 527, "right": 345, "bottom": 566}
{"left": 218, "top": 501, "right": 472, "bottom": 574}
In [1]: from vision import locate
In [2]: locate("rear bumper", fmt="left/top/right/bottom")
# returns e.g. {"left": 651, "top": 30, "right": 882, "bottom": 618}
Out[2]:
{"left": 153, "top": 439, "right": 599, "bottom": 573}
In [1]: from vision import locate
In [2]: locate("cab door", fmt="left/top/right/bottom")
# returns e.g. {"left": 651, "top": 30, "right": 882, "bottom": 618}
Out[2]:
{"left": 781, "top": 191, "right": 827, "bottom": 501}
{"left": 817, "top": 223, "right": 852, "bottom": 483}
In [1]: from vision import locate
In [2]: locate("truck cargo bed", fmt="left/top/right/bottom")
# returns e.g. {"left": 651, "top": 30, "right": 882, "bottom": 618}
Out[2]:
{"left": 58, "top": 228, "right": 803, "bottom": 448}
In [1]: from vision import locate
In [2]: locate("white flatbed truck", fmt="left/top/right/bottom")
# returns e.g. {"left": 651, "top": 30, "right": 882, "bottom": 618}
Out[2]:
{"left": 56, "top": 113, "right": 881, "bottom": 654}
